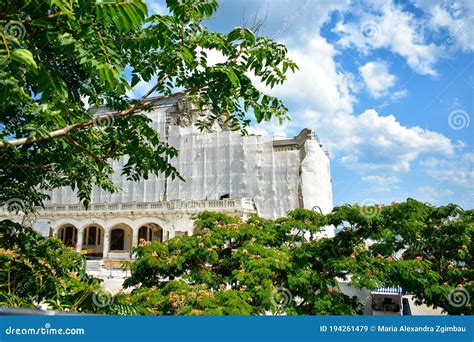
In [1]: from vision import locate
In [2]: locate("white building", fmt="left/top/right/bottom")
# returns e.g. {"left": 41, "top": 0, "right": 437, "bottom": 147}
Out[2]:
{"left": 7, "top": 97, "right": 333, "bottom": 259}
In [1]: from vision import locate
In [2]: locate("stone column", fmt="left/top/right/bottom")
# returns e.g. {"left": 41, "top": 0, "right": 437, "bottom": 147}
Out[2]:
{"left": 76, "top": 228, "right": 84, "bottom": 253}
{"left": 103, "top": 232, "right": 110, "bottom": 258}
{"left": 53, "top": 226, "right": 59, "bottom": 240}
{"left": 132, "top": 228, "right": 139, "bottom": 248}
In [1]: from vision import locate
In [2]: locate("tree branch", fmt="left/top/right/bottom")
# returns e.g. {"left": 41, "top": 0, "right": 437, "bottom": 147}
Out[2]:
{"left": 64, "top": 135, "right": 106, "bottom": 165}
{"left": 0, "top": 12, "right": 66, "bottom": 24}
{"left": 0, "top": 163, "right": 54, "bottom": 171}
{"left": 0, "top": 86, "right": 189, "bottom": 148}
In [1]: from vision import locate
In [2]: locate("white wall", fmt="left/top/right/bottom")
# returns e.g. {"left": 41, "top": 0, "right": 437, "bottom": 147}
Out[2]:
{"left": 338, "top": 281, "right": 372, "bottom": 315}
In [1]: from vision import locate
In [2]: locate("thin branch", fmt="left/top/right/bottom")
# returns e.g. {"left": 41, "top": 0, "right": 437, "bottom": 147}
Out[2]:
{"left": 242, "top": 4, "right": 268, "bottom": 34}
{"left": 64, "top": 135, "right": 106, "bottom": 165}
{"left": 0, "top": 12, "right": 66, "bottom": 24}
{"left": 0, "top": 163, "right": 54, "bottom": 170}
{"left": 140, "top": 72, "right": 168, "bottom": 99}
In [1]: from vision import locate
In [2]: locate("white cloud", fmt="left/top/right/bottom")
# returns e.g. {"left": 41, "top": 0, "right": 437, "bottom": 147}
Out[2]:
{"left": 258, "top": 0, "right": 351, "bottom": 38}
{"left": 334, "top": 0, "right": 439, "bottom": 76}
{"left": 248, "top": 118, "right": 290, "bottom": 139}
{"left": 251, "top": 32, "right": 454, "bottom": 174}
{"left": 413, "top": 0, "right": 474, "bottom": 52}
{"left": 146, "top": 0, "right": 166, "bottom": 15}
{"left": 201, "top": 48, "right": 228, "bottom": 66}
{"left": 255, "top": 35, "right": 356, "bottom": 115}
{"left": 411, "top": 186, "right": 454, "bottom": 205}
{"left": 420, "top": 152, "right": 474, "bottom": 188}
{"left": 138, "top": 0, "right": 460, "bottom": 184}
{"left": 291, "top": 108, "right": 454, "bottom": 172}
{"left": 362, "top": 175, "right": 401, "bottom": 192}
{"left": 247, "top": 33, "right": 357, "bottom": 141}
{"left": 359, "top": 61, "right": 396, "bottom": 98}
{"left": 390, "top": 89, "right": 408, "bottom": 101}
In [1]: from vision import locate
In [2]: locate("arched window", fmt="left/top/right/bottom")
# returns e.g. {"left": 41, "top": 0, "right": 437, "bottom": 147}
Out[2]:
{"left": 138, "top": 226, "right": 152, "bottom": 241}
{"left": 138, "top": 225, "right": 163, "bottom": 243}
{"left": 84, "top": 226, "right": 100, "bottom": 245}
{"left": 59, "top": 226, "right": 77, "bottom": 247}
{"left": 110, "top": 229, "right": 125, "bottom": 250}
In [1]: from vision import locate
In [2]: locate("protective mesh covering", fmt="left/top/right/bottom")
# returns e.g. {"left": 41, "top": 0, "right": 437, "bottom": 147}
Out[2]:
{"left": 46, "top": 100, "right": 332, "bottom": 219}
{"left": 300, "top": 140, "right": 333, "bottom": 215}
{"left": 156, "top": 124, "right": 301, "bottom": 218}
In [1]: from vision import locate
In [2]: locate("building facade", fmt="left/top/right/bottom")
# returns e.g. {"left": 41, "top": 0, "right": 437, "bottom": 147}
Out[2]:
{"left": 5, "top": 97, "right": 333, "bottom": 259}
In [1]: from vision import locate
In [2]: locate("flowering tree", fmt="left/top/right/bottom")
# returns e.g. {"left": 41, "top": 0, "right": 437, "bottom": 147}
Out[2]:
{"left": 0, "top": 220, "right": 95, "bottom": 310}
{"left": 0, "top": 220, "right": 136, "bottom": 314}
{"left": 120, "top": 200, "right": 473, "bottom": 315}
{"left": 1, "top": 200, "right": 471, "bottom": 315}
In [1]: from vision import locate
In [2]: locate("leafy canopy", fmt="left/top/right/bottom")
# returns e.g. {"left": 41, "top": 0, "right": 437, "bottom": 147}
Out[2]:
{"left": 121, "top": 200, "right": 473, "bottom": 315}
{"left": 0, "top": 0, "right": 297, "bottom": 211}
{"left": 0, "top": 200, "right": 471, "bottom": 315}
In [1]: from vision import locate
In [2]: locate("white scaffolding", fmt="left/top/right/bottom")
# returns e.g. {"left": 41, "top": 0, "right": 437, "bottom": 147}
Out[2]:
{"left": 47, "top": 101, "right": 333, "bottom": 219}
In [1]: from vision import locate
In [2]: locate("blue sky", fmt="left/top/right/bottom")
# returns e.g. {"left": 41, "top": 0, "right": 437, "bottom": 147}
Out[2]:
{"left": 145, "top": 0, "right": 473, "bottom": 208}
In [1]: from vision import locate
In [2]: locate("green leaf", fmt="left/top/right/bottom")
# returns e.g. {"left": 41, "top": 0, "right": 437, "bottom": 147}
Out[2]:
{"left": 95, "top": 0, "right": 148, "bottom": 31}
{"left": 180, "top": 47, "right": 194, "bottom": 64}
{"left": 11, "top": 49, "right": 37, "bottom": 69}
{"left": 224, "top": 69, "right": 240, "bottom": 87}
{"left": 58, "top": 33, "right": 76, "bottom": 46}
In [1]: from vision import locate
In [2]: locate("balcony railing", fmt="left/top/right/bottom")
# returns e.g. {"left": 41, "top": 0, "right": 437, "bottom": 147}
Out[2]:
{"left": 39, "top": 198, "right": 256, "bottom": 214}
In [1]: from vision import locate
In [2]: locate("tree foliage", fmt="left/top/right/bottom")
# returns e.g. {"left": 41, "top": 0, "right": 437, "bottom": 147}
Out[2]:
{"left": 120, "top": 200, "right": 473, "bottom": 315}
{"left": 0, "top": 220, "right": 134, "bottom": 314}
{"left": 0, "top": 0, "right": 297, "bottom": 211}
{"left": 0, "top": 200, "right": 471, "bottom": 315}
